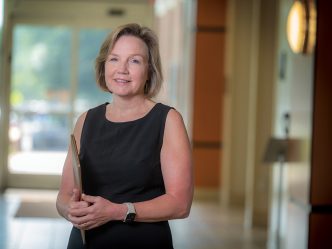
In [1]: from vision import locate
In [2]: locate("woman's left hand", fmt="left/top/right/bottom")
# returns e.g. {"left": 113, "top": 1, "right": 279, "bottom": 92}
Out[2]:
{"left": 69, "top": 194, "right": 124, "bottom": 230}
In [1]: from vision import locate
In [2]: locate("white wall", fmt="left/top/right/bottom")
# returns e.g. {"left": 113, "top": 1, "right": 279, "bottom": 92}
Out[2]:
{"left": 154, "top": 0, "right": 196, "bottom": 135}
{"left": 222, "top": 0, "right": 281, "bottom": 231}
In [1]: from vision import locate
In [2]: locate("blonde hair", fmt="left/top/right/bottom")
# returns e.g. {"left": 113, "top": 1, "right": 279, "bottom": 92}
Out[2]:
{"left": 95, "top": 23, "right": 163, "bottom": 98}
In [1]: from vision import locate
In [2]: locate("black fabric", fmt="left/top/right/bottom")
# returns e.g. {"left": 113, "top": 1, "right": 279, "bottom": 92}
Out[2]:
{"left": 67, "top": 227, "right": 86, "bottom": 249}
{"left": 67, "top": 102, "right": 174, "bottom": 249}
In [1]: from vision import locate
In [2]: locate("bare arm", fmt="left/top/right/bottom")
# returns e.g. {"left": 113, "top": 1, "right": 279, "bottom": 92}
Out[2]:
{"left": 133, "top": 109, "right": 193, "bottom": 221}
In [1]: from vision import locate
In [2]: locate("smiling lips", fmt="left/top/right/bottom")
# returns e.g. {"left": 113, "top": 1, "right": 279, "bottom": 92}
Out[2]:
{"left": 114, "top": 78, "right": 131, "bottom": 83}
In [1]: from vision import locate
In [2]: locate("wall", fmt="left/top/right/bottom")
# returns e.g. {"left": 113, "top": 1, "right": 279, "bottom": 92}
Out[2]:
{"left": 268, "top": 0, "right": 315, "bottom": 248}
{"left": 0, "top": 0, "right": 9, "bottom": 191}
{"left": 309, "top": 0, "right": 332, "bottom": 247}
{"left": 222, "top": 0, "right": 277, "bottom": 231}
{"left": 223, "top": 0, "right": 257, "bottom": 207}
{"left": 250, "top": 0, "right": 278, "bottom": 228}
{"left": 192, "top": 0, "right": 226, "bottom": 198}
{"left": 9, "top": 0, "right": 154, "bottom": 28}
{"left": 216, "top": 0, "right": 325, "bottom": 239}
{"left": 154, "top": 0, "right": 196, "bottom": 133}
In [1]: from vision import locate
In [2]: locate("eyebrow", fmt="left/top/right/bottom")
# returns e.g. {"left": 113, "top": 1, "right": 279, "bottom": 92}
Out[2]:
{"left": 109, "top": 53, "right": 145, "bottom": 58}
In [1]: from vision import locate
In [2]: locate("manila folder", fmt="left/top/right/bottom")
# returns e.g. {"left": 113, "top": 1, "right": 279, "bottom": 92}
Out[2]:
{"left": 70, "top": 134, "right": 86, "bottom": 245}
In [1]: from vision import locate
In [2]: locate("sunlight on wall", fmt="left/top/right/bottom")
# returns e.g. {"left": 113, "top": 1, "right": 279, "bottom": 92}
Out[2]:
{"left": 0, "top": 0, "right": 3, "bottom": 27}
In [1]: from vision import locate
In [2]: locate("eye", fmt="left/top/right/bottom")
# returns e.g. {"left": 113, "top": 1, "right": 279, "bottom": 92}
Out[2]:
{"left": 108, "top": 56, "right": 118, "bottom": 62}
{"left": 130, "top": 57, "right": 141, "bottom": 64}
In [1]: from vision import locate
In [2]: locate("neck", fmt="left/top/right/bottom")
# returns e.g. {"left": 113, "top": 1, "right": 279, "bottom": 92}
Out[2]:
{"left": 107, "top": 95, "right": 155, "bottom": 122}
{"left": 111, "top": 95, "right": 148, "bottom": 111}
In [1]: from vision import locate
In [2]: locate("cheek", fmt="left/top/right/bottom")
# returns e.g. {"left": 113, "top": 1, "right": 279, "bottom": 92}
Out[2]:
{"left": 104, "top": 64, "right": 111, "bottom": 75}
{"left": 140, "top": 67, "right": 149, "bottom": 81}
{"left": 104, "top": 65, "right": 114, "bottom": 80}
{"left": 130, "top": 68, "right": 147, "bottom": 83}
{"left": 104, "top": 66, "right": 114, "bottom": 90}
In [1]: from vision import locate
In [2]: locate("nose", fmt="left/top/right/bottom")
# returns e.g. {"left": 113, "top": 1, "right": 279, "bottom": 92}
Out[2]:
{"left": 117, "top": 61, "right": 129, "bottom": 74}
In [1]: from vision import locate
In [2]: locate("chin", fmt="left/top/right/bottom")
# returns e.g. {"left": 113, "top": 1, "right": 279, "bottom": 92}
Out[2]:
{"left": 112, "top": 91, "right": 136, "bottom": 98}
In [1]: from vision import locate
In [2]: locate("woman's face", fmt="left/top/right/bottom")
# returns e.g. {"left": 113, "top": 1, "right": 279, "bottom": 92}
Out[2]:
{"left": 105, "top": 35, "right": 149, "bottom": 98}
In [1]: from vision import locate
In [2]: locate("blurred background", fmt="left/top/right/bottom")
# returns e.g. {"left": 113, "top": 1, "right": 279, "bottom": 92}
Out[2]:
{"left": 0, "top": 0, "right": 331, "bottom": 248}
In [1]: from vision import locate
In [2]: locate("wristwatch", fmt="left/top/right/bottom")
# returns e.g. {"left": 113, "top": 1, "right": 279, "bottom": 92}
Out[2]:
{"left": 123, "top": 202, "right": 136, "bottom": 223}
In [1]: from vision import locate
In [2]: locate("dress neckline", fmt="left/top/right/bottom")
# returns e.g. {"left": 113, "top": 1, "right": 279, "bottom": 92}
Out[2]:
{"left": 103, "top": 102, "right": 160, "bottom": 124}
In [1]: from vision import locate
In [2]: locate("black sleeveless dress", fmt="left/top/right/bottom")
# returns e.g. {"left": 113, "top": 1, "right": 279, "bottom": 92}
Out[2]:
{"left": 67, "top": 102, "right": 174, "bottom": 249}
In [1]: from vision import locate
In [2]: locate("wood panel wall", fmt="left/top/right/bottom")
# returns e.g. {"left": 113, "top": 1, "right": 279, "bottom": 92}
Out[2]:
{"left": 193, "top": 0, "right": 226, "bottom": 188}
{"left": 309, "top": 0, "right": 332, "bottom": 248}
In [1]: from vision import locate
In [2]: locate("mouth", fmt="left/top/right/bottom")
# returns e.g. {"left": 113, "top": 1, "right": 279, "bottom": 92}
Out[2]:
{"left": 114, "top": 78, "right": 131, "bottom": 83}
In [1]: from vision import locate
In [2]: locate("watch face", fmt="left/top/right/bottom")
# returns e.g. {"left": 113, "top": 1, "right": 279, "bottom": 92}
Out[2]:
{"left": 125, "top": 213, "right": 136, "bottom": 223}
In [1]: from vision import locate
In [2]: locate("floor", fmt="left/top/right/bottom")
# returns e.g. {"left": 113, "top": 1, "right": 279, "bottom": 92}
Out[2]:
{"left": 0, "top": 189, "right": 267, "bottom": 249}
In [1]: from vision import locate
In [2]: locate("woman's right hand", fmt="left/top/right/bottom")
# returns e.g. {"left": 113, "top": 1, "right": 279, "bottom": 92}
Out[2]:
{"left": 67, "top": 188, "right": 90, "bottom": 223}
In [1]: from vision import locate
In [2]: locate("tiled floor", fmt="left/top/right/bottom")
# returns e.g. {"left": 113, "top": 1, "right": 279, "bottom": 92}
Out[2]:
{"left": 0, "top": 189, "right": 267, "bottom": 249}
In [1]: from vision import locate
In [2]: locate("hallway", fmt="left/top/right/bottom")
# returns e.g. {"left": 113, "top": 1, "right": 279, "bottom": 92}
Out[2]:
{"left": 0, "top": 189, "right": 266, "bottom": 249}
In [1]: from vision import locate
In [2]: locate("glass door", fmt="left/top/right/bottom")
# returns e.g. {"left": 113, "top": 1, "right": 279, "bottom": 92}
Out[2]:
{"left": 8, "top": 24, "right": 110, "bottom": 188}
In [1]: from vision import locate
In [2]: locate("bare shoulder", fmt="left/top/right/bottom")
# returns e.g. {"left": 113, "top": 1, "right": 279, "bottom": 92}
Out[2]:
{"left": 166, "top": 108, "right": 184, "bottom": 126}
{"left": 164, "top": 108, "right": 189, "bottom": 140}
{"left": 76, "top": 112, "right": 88, "bottom": 127}
{"left": 161, "top": 107, "right": 192, "bottom": 167}
{"left": 73, "top": 111, "right": 88, "bottom": 140}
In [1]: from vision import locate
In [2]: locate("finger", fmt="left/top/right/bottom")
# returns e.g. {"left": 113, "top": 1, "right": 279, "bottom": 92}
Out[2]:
{"left": 73, "top": 200, "right": 90, "bottom": 209}
{"left": 69, "top": 201, "right": 82, "bottom": 209}
{"left": 68, "top": 214, "right": 83, "bottom": 225}
{"left": 79, "top": 200, "right": 90, "bottom": 208}
{"left": 69, "top": 206, "right": 90, "bottom": 217}
{"left": 68, "top": 214, "right": 90, "bottom": 226}
{"left": 69, "top": 199, "right": 89, "bottom": 210}
{"left": 81, "top": 194, "right": 98, "bottom": 203}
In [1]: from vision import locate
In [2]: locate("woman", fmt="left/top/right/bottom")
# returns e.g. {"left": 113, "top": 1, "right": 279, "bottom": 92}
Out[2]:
{"left": 56, "top": 23, "right": 193, "bottom": 249}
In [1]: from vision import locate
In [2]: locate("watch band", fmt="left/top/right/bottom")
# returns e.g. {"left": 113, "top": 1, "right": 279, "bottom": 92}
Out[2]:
{"left": 123, "top": 202, "right": 136, "bottom": 223}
